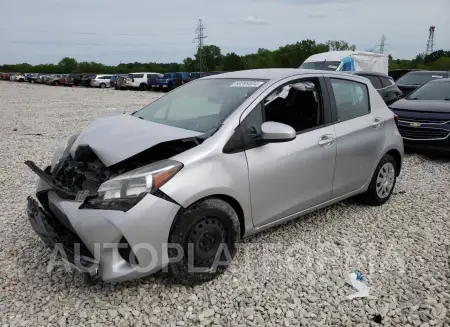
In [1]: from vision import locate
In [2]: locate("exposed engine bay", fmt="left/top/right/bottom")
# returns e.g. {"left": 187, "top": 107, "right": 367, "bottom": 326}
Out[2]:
{"left": 51, "top": 138, "right": 200, "bottom": 196}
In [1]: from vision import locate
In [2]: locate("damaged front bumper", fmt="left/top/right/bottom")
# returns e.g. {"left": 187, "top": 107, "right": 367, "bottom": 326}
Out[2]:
{"left": 26, "top": 162, "right": 181, "bottom": 283}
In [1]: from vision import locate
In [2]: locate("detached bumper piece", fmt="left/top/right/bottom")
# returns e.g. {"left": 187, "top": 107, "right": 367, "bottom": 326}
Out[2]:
{"left": 27, "top": 196, "right": 99, "bottom": 279}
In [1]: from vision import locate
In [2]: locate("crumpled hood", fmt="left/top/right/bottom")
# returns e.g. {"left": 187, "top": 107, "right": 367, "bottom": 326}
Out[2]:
{"left": 70, "top": 114, "right": 202, "bottom": 167}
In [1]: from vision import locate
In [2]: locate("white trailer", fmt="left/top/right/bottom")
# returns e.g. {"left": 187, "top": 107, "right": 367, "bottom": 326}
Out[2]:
{"left": 300, "top": 50, "right": 388, "bottom": 75}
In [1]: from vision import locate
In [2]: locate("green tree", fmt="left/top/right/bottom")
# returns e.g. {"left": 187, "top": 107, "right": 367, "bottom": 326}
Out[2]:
{"left": 195, "top": 45, "right": 222, "bottom": 71}
{"left": 222, "top": 52, "right": 244, "bottom": 71}
{"left": 326, "top": 40, "right": 356, "bottom": 51}
{"left": 58, "top": 57, "right": 78, "bottom": 73}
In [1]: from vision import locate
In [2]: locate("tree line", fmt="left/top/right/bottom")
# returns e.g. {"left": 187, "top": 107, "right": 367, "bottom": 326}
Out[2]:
{"left": 0, "top": 39, "right": 449, "bottom": 74}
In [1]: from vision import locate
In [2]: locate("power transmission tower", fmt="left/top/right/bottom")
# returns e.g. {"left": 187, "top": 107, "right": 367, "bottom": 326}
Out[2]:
{"left": 193, "top": 19, "right": 208, "bottom": 72}
{"left": 379, "top": 34, "right": 386, "bottom": 54}
{"left": 425, "top": 26, "right": 435, "bottom": 55}
{"left": 374, "top": 34, "right": 388, "bottom": 54}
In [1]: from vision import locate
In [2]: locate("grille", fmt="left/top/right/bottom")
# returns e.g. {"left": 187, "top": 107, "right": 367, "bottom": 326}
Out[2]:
{"left": 398, "top": 126, "right": 450, "bottom": 140}
{"left": 399, "top": 117, "right": 450, "bottom": 124}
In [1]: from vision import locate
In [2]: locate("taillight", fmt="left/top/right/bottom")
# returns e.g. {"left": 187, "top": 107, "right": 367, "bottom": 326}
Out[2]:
{"left": 181, "top": 80, "right": 185, "bottom": 84}
{"left": 394, "top": 113, "right": 399, "bottom": 126}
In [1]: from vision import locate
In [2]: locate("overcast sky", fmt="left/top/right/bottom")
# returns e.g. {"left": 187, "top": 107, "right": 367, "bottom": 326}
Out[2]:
{"left": 0, "top": 0, "right": 449, "bottom": 65}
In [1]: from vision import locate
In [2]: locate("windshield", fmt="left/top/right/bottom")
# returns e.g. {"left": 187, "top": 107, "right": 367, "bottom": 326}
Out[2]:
{"left": 408, "top": 81, "right": 450, "bottom": 101}
{"left": 300, "top": 61, "right": 341, "bottom": 71}
{"left": 396, "top": 72, "right": 447, "bottom": 86}
{"left": 133, "top": 78, "right": 267, "bottom": 133}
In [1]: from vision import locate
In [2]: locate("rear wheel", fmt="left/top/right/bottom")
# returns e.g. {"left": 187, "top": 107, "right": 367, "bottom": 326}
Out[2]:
{"left": 359, "top": 154, "right": 397, "bottom": 206}
{"left": 168, "top": 198, "right": 240, "bottom": 285}
{"left": 99, "top": 83, "right": 106, "bottom": 89}
{"left": 139, "top": 83, "right": 148, "bottom": 91}
{"left": 53, "top": 81, "right": 60, "bottom": 86}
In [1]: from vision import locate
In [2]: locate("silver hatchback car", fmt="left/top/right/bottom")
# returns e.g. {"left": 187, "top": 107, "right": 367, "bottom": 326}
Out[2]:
{"left": 26, "top": 69, "right": 403, "bottom": 284}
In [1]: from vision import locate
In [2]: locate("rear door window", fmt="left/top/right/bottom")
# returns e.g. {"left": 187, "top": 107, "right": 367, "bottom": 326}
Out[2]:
{"left": 133, "top": 74, "right": 144, "bottom": 78}
{"left": 330, "top": 78, "right": 370, "bottom": 122}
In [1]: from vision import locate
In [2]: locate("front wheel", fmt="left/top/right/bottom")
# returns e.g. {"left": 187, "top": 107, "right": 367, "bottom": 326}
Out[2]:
{"left": 139, "top": 83, "right": 148, "bottom": 91}
{"left": 168, "top": 198, "right": 240, "bottom": 285}
{"left": 359, "top": 154, "right": 397, "bottom": 206}
{"left": 99, "top": 83, "right": 106, "bottom": 89}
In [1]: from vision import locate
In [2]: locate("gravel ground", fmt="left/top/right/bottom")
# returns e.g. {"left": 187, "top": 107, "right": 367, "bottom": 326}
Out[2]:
{"left": 0, "top": 81, "right": 449, "bottom": 327}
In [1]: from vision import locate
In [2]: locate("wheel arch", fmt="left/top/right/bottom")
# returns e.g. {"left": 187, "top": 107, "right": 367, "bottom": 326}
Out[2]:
{"left": 386, "top": 149, "right": 402, "bottom": 176}
{"left": 171, "top": 194, "right": 247, "bottom": 238}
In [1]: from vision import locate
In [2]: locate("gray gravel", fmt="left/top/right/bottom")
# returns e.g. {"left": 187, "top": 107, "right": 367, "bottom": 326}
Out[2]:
{"left": 0, "top": 81, "right": 449, "bottom": 327}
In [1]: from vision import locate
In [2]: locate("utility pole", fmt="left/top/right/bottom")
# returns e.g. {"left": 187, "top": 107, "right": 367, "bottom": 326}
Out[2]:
{"left": 193, "top": 19, "right": 207, "bottom": 72}
{"left": 425, "top": 26, "right": 435, "bottom": 55}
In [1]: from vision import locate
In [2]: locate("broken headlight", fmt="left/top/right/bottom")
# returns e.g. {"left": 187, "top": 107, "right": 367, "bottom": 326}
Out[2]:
{"left": 83, "top": 160, "right": 183, "bottom": 211}
{"left": 50, "top": 134, "right": 79, "bottom": 171}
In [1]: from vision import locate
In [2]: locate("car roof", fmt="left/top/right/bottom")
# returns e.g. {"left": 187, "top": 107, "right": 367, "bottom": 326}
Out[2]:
{"left": 352, "top": 71, "right": 392, "bottom": 78}
{"left": 202, "top": 68, "right": 358, "bottom": 82}
{"left": 428, "top": 78, "right": 450, "bottom": 83}
{"left": 405, "top": 70, "right": 449, "bottom": 75}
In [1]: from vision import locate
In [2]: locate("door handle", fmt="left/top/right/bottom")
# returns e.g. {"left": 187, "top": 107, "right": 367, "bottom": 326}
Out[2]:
{"left": 372, "top": 118, "right": 384, "bottom": 128}
{"left": 318, "top": 134, "right": 335, "bottom": 147}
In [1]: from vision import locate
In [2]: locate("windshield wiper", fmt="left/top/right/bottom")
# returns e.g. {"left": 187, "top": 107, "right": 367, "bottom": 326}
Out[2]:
{"left": 197, "top": 124, "right": 223, "bottom": 140}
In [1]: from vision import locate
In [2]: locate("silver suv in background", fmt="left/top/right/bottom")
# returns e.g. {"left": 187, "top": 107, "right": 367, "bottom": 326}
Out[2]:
{"left": 25, "top": 69, "right": 403, "bottom": 285}
{"left": 90, "top": 75, "right": 113, "bottom": 88}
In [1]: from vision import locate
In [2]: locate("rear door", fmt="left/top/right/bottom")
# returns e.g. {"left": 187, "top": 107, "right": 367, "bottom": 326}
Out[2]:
{"left": 325, "top": 76, "right": 386, "bottom": 198}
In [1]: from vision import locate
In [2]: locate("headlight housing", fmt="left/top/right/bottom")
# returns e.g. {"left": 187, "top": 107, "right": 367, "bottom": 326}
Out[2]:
{"left": 50, "top": 134, "right": 79, "bottom": 170}
{"left": 82, "top": 160, "right": 183, "bottom": 211}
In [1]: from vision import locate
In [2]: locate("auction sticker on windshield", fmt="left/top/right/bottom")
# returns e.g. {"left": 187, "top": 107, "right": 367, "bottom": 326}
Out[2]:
{"left": 230, "top": 81, "right": 265, "bottom": 88}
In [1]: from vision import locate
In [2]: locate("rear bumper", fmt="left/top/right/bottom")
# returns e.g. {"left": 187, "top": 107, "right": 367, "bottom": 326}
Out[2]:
{"left": 27, "top": 163, "right": 182, "bottom": 283}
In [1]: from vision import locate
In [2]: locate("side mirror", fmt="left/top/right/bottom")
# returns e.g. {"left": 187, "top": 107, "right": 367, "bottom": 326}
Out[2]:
{"left": 261, "top": 122, "right": 296, "bottom": 142}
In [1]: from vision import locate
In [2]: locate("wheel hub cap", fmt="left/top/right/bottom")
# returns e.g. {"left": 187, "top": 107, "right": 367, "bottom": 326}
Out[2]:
{"left": 376, "top": 162, "right": 395, "bottom": 199}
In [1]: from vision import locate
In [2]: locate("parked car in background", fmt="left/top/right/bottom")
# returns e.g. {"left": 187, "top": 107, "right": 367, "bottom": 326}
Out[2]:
{"left": 147, "top": 73, "right": 165, "bottom": 90}
{"left": 90, "top": 75, "right": 112, "bottom": 88}
{"left": 26, "top": 73, "right": 39, "bottom": 83}
{"left": 389, "top": 78, "right": 450, "bottom": 154}
{"left": 115, "top": 74, "right": 131, "bottom": 90}
{"left": 2, "top": 72, "right": 10, "bottom": 80}
{"left": 46, "top": 74, "right": 67, "bottom": 86}
{"left": 66, "top": 73, "right": 84, "bottom": 86}
{"left": 155, "top": 73, "right": 175, "bottom": 90}
{"left": 9, "top": 73, "right": 20, "bottom": 81}
{"left": 395, "top": 70, "right": 449, "bottom": 97}
{"left": 25, "top": 69, "right": 403, "bottom": 284}
{"left": 110, "top": 74, "right": 127, "bottom": 88}
{"left": 80, "top": 73, "right": 97, "bottom": 87}
{"left": 388, "top": 69, "right": 423, "bottom": 82}
{"left": 126, "top": 72, "right": 160, "bottom": 90}
{"left": 352, "top": 71, "right": 402, "bottom": 105}
{"left": 35, "top": 74, "right": 49, "bottom": 84}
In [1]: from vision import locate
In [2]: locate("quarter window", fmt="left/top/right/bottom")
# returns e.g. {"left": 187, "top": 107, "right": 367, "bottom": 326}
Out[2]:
{"left": 330, "top": 78, "right": 370, "bottom": 121}
{"left": 364, "top": 75, "right": 383, "bottom": 89}
{"left": 380, "top": 77, "right": 394, "bottom": 88}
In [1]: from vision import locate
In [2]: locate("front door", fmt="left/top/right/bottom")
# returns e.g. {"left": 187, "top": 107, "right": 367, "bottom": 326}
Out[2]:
{"left": 242, "top": 77, "right": 337, "bottom": 228}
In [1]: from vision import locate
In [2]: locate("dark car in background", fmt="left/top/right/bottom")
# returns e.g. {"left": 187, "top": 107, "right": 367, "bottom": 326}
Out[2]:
{"left": 395, "top": 70, "right": 449, "bottom": 97}
{"left": 389, "top": 78, "right": 450, "bottom": 154}
{"left": 80, "top": 73, "right": 97, "bottom": 87}
{"left": 388, "top": 69, "right": 423, "bottom": 82}
{"left": 352, "top": 71, "right": 402, "bottom": 105}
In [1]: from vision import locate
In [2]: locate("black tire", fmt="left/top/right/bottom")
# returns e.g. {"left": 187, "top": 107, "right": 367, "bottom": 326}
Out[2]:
{"left": 168, "top": 198, "right": 240, "bottom": 285}
{"left": 99, "top": 83, "right": 106, "bottom": 89}
{"left": 359, "top": 154, "right": 397, "bottom": 206}
{"left": 139, "top": 83, "right": 148, "bottom": 91}
{"left": 53, "top": 81, "right": 60, "bottom": 86}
